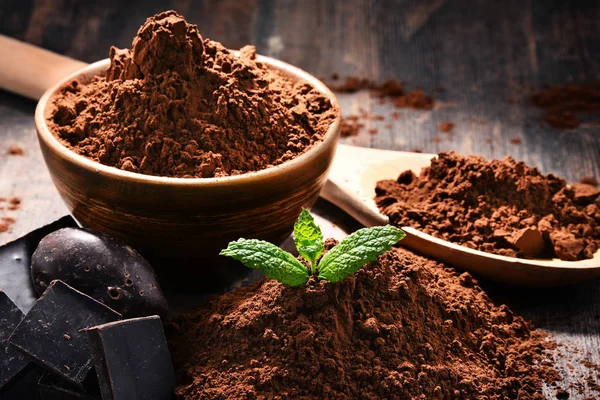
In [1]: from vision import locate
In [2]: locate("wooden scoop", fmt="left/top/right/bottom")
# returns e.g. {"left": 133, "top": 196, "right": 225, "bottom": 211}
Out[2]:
{"left": 322, "top": 144, "right": 600, "bottom": 286}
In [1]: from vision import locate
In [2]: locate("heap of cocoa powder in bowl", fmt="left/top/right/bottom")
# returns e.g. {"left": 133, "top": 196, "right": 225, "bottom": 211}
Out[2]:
{"left": 375, "top": 152, "right": 600, "bottom": 261}
{"left": 47, "top": 11, "right": 339, "bottom": 178}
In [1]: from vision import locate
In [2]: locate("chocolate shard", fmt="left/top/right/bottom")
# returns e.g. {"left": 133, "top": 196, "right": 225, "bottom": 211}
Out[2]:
{"left": 0, "top": 216, "right": 77, "bottom": 313}
{"left": 86, "top": 316, "right": 175, "bottom": 400}
{"left": 509, "top": 227, "right": 545, "bottom": 258}
{"left": 0, "top": 290, "right": 29, "bottom": 389}
{"left": 0, "top": 364, "right": 42, "bottom": 400}
{"left": 8, "top": 280, "right": 122, "bottom": 389}
{"left": 38, "top": 371, "right": 101, "bottom": 399}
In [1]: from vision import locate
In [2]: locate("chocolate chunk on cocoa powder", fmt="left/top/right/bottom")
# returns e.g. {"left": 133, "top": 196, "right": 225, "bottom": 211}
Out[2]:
{"left": 509, "top": 227, "right": 545, "bottom": 258}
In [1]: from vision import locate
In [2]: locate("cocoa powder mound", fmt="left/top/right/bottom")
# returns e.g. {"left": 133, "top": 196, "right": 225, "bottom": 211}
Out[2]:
{"left": 48, "top": 11, "right": 338, "bottom": 178}
{"left": 168, "top": 246, "right": 556, "bottom": 399}
{"left": 375, "top": 152, "right": 600, "bottom": 261}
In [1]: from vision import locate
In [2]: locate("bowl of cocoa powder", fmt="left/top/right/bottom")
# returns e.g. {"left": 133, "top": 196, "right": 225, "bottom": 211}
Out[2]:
{"left": 34, "top": 11, "right": 340, "bottom": 260}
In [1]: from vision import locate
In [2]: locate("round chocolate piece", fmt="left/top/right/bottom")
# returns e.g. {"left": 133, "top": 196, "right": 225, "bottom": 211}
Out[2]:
{"left": 31, "top": 228, "right": 168, "bottom": 318}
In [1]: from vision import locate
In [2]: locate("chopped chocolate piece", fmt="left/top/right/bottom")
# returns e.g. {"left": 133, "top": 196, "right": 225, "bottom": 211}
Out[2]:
{"left": 0, "top": 291, "right": 28, "bottom": 389}
{"left": 9, "top": 280, "right": 122, "bottom": 389}
{"left": 87, "top": 316, "right": 175, "bottom": 400}
{"left": 32, "top": 228, "right": 168, "bottom": 318}
{"left": 0, "top": 365, "right": 42, "bottom": 400}
{"left": 509, "top": 227, "right": 545, "bottom": 258}
{"left": 38, "top": 371, "right": 101, "bottom": 399}
{"left": 0, "top": 216, "right": 77, "bottom": 313}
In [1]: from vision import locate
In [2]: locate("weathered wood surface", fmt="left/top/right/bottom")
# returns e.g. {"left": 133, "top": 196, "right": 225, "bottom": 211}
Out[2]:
{"left": 1, "top": 0, "right": 600, "bottom": 397}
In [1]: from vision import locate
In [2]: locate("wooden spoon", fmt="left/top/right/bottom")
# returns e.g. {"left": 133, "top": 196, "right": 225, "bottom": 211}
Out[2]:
{"left": 322, "top": 144, "right": 600, "bottom": 286}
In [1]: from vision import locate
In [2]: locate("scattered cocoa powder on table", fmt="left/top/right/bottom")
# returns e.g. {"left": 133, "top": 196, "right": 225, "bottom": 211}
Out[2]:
{"left": 531, "top": 84, "right": 600, "bottom": 129}
{"left": 332, "top": 77, "right": 435, "bottom": 110}
{"left": 0, "top": 197, "right": 20, "bottom": 233}
{"left": 168, "top": 244, "right": 557, "bottom": 399}
{"left": 375, "top": 152, "right": 600, "bottom": 261}
{"left": 439, "top": 121, "right": 454, "bottom": 133}
{"left": 48, "top": 11, "right": 338, "bottom": 178}
{"left": 7, "top": 146, "right": 24, "bottom": 156}
{"left": 334, "top": 78, "right": 435, "bottom": 137}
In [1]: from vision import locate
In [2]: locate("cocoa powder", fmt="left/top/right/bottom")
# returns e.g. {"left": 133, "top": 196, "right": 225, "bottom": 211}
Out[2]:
{"left": 439, "top": 121, "right": 454, "bottom": 133}
{"left": 334, "top": 79, "right": 434, "bottom": 137}
{"left": 7, "top": 146, "right": 24, "bottom": 156}
{"left": 375, "top": 152, "right": 600, "bottom": 261}
{"left": 168, "top": 244, "right": 556, "bottom": 399}
{"left": 0, "top": 197, "right": 19, "bottom": 233}
{"left": 331, "top": 78, "right": 435, "bottom": 110}
{"left": 48, "top": 11, "right": 338, "bottom": 178}
{"left": 531, "top": 85, "right": 600, "bottom": 129}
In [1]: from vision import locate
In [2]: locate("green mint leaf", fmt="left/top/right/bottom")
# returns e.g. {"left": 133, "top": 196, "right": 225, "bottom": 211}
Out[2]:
{"left": 293, "top": 208, "right": 324, "bottom": 274}
{"left": 220, "top": 238, "right": 309, "bottom": 286}
{"left": 317, "top": 225, "right": 406, "bottom": 283}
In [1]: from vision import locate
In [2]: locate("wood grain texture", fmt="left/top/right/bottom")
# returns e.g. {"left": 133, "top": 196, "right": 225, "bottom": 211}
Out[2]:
{"left": 1, "top": 0, "right": 599, "bottom": 397}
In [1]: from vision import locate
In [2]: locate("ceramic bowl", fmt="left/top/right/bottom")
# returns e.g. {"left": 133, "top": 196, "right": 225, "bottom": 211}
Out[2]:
{"left": 35, "top": 56, "right": 340, "bottom": 260}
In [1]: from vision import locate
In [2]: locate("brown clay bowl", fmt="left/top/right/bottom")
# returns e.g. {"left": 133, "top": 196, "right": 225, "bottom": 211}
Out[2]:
{"left": 35, "top": 56, "right": 341, "bottom": 262}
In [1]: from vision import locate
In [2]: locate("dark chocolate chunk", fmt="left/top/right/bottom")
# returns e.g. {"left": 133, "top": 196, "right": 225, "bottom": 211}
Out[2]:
{"left": 9, "top": 280, "right": 122, "bottom": 389}
{"left": 38, "top": 371, "right": 101, "bottom": 399}
{"left": 0, "top": 290, "right": 29, "bottom": 389}
{"left": 31, "top": 228, "right": 168, "bottom": 318}
{"left": 0, "top": 364, "right": 42, "bottom": 400}
{"left": 0, "top": 216, "right": 77, "bottom": 313}
{"left": 87, "top": 316, "right": 175, "bottom": 400}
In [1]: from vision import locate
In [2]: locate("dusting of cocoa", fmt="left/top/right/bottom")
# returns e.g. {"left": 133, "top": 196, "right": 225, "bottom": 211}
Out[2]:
{"left": 7, "top": 146, "right": 24, "bottom": 156}
{"left": 7, "top": 197, "right": 21, "bottom": 211}
{"left": 0, "top": 198, "right": 19, "bottom": 233}
{"left": 340, "top": 116, "right": 364, "bottom": 138}
{"left": 531, "top": 85, "right": 600, "bottom": 129}
{"left": 375, "top": 152, "right": 600, "bottom": 261}
{"left": 168, "top": 246, "right": 557, "bottom": 399}
{"left": 48, "top": 11, "right": 338, "bottom": 178}
{"left": 331, "top": 78, "right": 434, "bottom": 110}
{"left": 332, "top": 78, "right": 434, "bottom": 137}
{"left": 439, "top": 121, "right": 454, "bottom": 133}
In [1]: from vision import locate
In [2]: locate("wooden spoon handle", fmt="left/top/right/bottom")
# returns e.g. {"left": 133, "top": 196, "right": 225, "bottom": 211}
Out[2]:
{"left": 0, "top": 35, "right": 87, "bottom": 100}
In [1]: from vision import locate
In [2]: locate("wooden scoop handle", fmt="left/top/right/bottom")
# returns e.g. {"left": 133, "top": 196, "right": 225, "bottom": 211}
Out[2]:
{"left": 0, "top": 35, "right": 87, "bottom": 100}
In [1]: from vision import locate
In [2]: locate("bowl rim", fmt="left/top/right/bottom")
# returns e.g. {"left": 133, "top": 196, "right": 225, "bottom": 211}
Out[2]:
{"left": 35, "top": 54, "right": 341, "bottom": 188}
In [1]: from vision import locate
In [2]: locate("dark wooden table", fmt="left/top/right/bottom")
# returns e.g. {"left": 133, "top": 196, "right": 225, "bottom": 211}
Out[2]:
{"left": 1, "top": 0, "right": 600, "bottom": 397}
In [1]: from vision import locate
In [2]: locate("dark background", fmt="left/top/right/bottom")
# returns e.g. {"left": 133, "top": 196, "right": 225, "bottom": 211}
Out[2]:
{"left": 1, "top": 1, "right": 600, "bottom": 397}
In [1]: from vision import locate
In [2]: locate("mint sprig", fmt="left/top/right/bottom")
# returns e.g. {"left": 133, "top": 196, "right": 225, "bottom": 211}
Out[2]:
{"left": 318, "top": 225, "right": 406, "bottom": 283}
{"left": 293, "top": 209, "right": 324, "bottom": 275}
{"left": 220, "top": 209, "right": 406, "bottom": 286}
{"left": 220, "top": 238, "right": 309, "bottom": 286}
